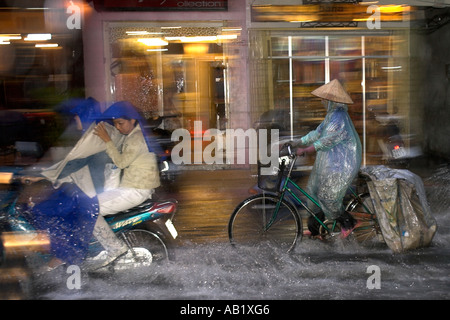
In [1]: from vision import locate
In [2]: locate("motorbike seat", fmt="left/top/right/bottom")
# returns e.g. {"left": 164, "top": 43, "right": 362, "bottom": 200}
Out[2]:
{"left": 104, "top": 199, "right": 156, "bottom": 222}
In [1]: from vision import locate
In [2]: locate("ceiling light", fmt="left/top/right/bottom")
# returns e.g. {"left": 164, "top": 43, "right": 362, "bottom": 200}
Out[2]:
{"left": 138, "top": 38, "right": 168, "bottom": 46}
{"left": 147, "top": 48, "right": 168, "bottom": 52}
{"left": 35, "top": 43, "right": 59, "bottom": 48}
{"left": 25, "top": 34, "right": 52, "bottom": 41}
{"left": 0, "top": 34, "right": 21, "bottom": 40}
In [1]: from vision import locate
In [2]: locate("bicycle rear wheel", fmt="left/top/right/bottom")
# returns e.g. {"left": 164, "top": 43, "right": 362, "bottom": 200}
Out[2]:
{"left": 228, "top": 194, "right": 302, "bottom": 253}
{"left": 345, "top": 193, "right": 382, "bottom": 244}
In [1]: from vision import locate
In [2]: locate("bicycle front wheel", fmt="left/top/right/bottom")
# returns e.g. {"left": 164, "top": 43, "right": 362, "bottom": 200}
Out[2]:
{"left": 228, "top": 194, "right": 302, "bottom": 253}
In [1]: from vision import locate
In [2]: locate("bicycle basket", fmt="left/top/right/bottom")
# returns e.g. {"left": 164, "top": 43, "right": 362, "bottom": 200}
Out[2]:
{"left": 257, "top": 159, "right": 286, "bottom": 192}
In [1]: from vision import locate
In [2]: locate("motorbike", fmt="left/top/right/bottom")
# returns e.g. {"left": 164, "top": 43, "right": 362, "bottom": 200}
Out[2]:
{"left": 373, "top": 114, "right": 422, "bottom": 166}
{"left": 377, "top": 133, "right": 423, "bottom": 166}
{"left": 0, "top": 168, "right": 178, "bottom": 276}
{"left": 145, "top": 115, "right": 181, "bottom": 189}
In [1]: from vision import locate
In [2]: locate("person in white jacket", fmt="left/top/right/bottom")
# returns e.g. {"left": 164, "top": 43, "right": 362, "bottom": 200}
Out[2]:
{"left": 89, "top": 101, "right": 161, "bottom": 269}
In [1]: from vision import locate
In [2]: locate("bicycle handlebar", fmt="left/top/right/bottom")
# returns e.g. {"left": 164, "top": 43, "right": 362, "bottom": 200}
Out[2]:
{"left": 280, "top": 143, "right": 298, "bottom": 159}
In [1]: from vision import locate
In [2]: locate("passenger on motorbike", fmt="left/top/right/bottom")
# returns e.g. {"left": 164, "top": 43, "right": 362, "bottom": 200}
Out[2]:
{"left": 24, "top": 101, "right": 160, "bottom": 271}
{"left": 90, "top": 101, "right": 160, "bottom": 269}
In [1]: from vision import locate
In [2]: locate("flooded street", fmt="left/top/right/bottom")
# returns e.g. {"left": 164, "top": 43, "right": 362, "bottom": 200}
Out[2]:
{"left": 15, "top": 160, "right": 449, "bottom": 301}
{"left": 1, "top": 0, "right": 450, "bottom": 310}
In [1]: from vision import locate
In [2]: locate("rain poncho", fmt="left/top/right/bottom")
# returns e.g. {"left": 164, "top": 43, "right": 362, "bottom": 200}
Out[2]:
{"left": 30, "top": 101, "right": 160, "bottom": 264}
{"left": 100, "top": 101, "right": 163, "bottom": 159}
{"left": 300, "top": 101, "right": 362, "bottom": 220}
{"left": 70, "top": 97, "right": 101, "bottom": 132}
{"left": 55, "top": 97, "right": 102, "bottom": 148}
{"left": 30, "top": 182, "right": 99, "bottom": 265}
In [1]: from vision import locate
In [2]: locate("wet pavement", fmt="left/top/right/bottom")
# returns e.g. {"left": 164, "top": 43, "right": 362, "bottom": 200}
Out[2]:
{"left": 163, "top": 167, "right": 258, "bottom": 245}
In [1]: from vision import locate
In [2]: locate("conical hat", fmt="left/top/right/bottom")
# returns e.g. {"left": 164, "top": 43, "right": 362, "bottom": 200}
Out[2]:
{"left": 311, "top": 79, "right": 354, "bottom": 104}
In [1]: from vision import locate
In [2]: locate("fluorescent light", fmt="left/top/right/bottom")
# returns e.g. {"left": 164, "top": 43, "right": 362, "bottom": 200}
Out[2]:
{"left": 0, "top": 34, "right": 21, "bottom": 44}
{"left": 138, "top": 38, "right": 168, "bottom": 46}
{"left": 127, "top": 31, "right": 150, "bottom": 35}
{"left": 165, "top": 36, "right": 218, "bottom": 43}
{"left": 382, "top": 66, "right": 402, "bottom": 70}
{"left": 126, "top": 31, "right": 163, "bottom": 35}
{"left": 222, "top": 27, "right": 242, "bottom": 31}
{"left": 217, "top": 34, "right": 238, "bottom": 40}
{"left": 147, "top": 48, "right": 168, "bottom": 52}
{"left": 35, "top": 43, "right": 59, "bottom": 48}
{"left": 165, "top": 35, "right": 238, "bottom": 43}
{"left": 0, "top": 34, "right": 21, "bottom": 40}
{"left": 25, "top": 33, "right": 52, "bottom": 41}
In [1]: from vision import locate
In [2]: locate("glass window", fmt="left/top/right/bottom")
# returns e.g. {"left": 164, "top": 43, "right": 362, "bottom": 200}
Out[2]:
{"left": 292, "top": 36, "right": 325, "bottom": 56}
{"left": 106, "top": 23, "right": 241, "bottom": 132}
{"left": 249, "top": 30, "right": 410, "bottom": 166}
{"left": 329, "top": 35, "right": 361, "bottom": 57}
{"left": 270, "top": 36, "right": 290, "bottom": 57}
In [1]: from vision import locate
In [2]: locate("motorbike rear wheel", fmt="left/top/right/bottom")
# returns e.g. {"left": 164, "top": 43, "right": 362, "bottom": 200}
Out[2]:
{"left": 111, "top": 229, "right": 170, "bottom": 274}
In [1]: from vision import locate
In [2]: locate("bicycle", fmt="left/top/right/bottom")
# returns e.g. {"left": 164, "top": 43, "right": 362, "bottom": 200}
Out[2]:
{"left": 228, "top": 144, "right": 382, "bottom": 253}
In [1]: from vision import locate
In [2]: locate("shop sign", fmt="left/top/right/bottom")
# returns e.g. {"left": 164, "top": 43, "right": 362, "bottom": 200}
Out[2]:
{"left": 251, "top": 3, "right": 412, "bottom": 24}
{"left": 93, "top": 0, "right": 228, "bottom": 11}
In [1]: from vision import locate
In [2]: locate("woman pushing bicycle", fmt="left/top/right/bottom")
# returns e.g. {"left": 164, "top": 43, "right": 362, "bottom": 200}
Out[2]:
{"left": 294, "top": 79, "right": 362, "bottom": 238}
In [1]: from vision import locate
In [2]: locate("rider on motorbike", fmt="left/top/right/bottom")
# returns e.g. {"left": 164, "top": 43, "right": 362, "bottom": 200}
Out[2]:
{"left": 23, "top": 101, "right": 160, "bottom": 271}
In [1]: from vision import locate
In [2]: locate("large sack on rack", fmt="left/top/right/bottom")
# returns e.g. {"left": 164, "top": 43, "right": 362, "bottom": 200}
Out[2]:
{"left": 361, "top": 166, "right": 437, "bottom": 253}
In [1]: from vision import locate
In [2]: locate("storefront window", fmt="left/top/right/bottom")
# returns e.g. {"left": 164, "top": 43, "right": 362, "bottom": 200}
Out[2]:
{"left": 249, "top": 30, "right": 410, "bottom": 166}
{"left": 105, "top": 22, "right": 241, "bottom": 133}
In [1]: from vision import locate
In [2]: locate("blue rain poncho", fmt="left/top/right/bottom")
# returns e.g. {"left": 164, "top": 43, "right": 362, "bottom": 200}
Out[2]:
{"left": 30, "top": 183, "right": 99, "bottom": 265}
{"left": 100, "top": 101, "right": 163, "bottom": 158}
{"left": 30, "top": 102, "right": 162, "bottom": 264}
{"left": 70, "top": 97, "right": 101, "bottom": 132}
{"left": 301, "top": 101, "right": 362, "bottom": 220}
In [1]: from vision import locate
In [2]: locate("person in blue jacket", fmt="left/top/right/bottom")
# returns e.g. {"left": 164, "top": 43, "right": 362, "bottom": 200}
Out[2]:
{"left": 295, "top": 79, "right": 362, "bottom": 237}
